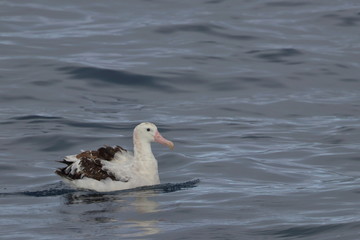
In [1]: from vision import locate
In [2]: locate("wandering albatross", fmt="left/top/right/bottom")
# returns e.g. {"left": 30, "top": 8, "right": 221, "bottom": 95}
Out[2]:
{"left": 55, "top": 122, "right": 174, "bottom": 192}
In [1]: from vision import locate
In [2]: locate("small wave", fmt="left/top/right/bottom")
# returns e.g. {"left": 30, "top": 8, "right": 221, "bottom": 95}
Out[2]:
{"left": 57, "top": 66, "right": 179, "bottom": 92}
{"left": 10, "top": 115, "right": 63, "bottom": 121}
{"left": 155, "top": 23, "right": 256, "bottom": 41}
{"left": 0, "top": 179, "right": 200, "bottom": 198}
{"left": 261, "top": 222, "right": 359, "bottom": 238}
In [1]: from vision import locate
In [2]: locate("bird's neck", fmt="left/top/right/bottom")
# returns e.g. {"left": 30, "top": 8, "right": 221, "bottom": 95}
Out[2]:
{"left": 133, "top": 132, "right": 155, "bottom": 161}
{"left": 133, "top": 132, "right": 160, "bottom": 184}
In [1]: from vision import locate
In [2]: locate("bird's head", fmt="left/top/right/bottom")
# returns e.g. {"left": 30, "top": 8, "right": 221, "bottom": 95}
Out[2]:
{"left": 134, "top": 122, "right": 174, "bottom": 150}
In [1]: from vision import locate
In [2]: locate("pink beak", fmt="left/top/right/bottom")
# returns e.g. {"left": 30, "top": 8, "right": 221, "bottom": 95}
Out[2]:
{"left": 154, "top": 130, "right": 174, "bottom": 150}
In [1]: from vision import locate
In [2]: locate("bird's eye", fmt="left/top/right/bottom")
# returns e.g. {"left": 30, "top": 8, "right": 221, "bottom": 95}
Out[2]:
{"left": 146, "top": 128, "right": 151, "bottom": 132}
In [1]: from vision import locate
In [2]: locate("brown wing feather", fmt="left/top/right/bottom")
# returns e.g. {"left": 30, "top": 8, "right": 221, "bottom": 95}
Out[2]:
{"left": 76, "top": 145, "right": 126, "bottom": 161}
{"left": 55, "top": 145, "right": 128, "bottom": 182}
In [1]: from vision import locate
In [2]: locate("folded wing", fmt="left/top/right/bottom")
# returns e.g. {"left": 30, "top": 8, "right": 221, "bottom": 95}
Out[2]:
{"left": 55, "top": 145, "right": 130, "bottom": 182}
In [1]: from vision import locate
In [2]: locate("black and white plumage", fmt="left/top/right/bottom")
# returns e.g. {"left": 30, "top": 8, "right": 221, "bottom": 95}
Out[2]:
{"left": 55, "top": 122, "right": 174, "bottom": 192}
{"left": 56, "top": 145, "right": 128, "bottom": 181}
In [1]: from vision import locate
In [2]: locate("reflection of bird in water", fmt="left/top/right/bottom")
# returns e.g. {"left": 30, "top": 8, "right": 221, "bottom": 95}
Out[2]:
{"left": 63, "top": 191, "right": 159, "bottom": 213}
{"left": 63, "top": 191, "right": 161, "bottom": 238}
{"left": 56, "top": 122, "right": 174, "bottom": 192}
{"left": 132, "top": 195, "right": 159, "bottom": 213}
{"left": 121, "top": 220, "right": 160, "bottom": 238}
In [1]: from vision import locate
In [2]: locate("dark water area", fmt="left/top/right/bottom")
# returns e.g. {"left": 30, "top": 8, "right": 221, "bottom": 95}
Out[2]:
{"left": 1, "top": 0, "right": 360, "bottom": 239}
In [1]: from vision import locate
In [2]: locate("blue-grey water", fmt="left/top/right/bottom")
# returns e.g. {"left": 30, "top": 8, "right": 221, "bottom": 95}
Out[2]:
{"left": 1, "top": 0, "right": 360, "bottom": 239}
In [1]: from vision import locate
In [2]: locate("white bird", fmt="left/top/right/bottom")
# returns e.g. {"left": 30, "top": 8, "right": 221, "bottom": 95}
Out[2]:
{"left": 55, "top": 122, "right": 174, "bottom": 192}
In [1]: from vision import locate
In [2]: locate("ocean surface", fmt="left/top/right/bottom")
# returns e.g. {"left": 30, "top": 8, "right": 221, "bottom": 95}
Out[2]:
{"left": 1, "top": 0, "right": 360, "bottom": 239}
